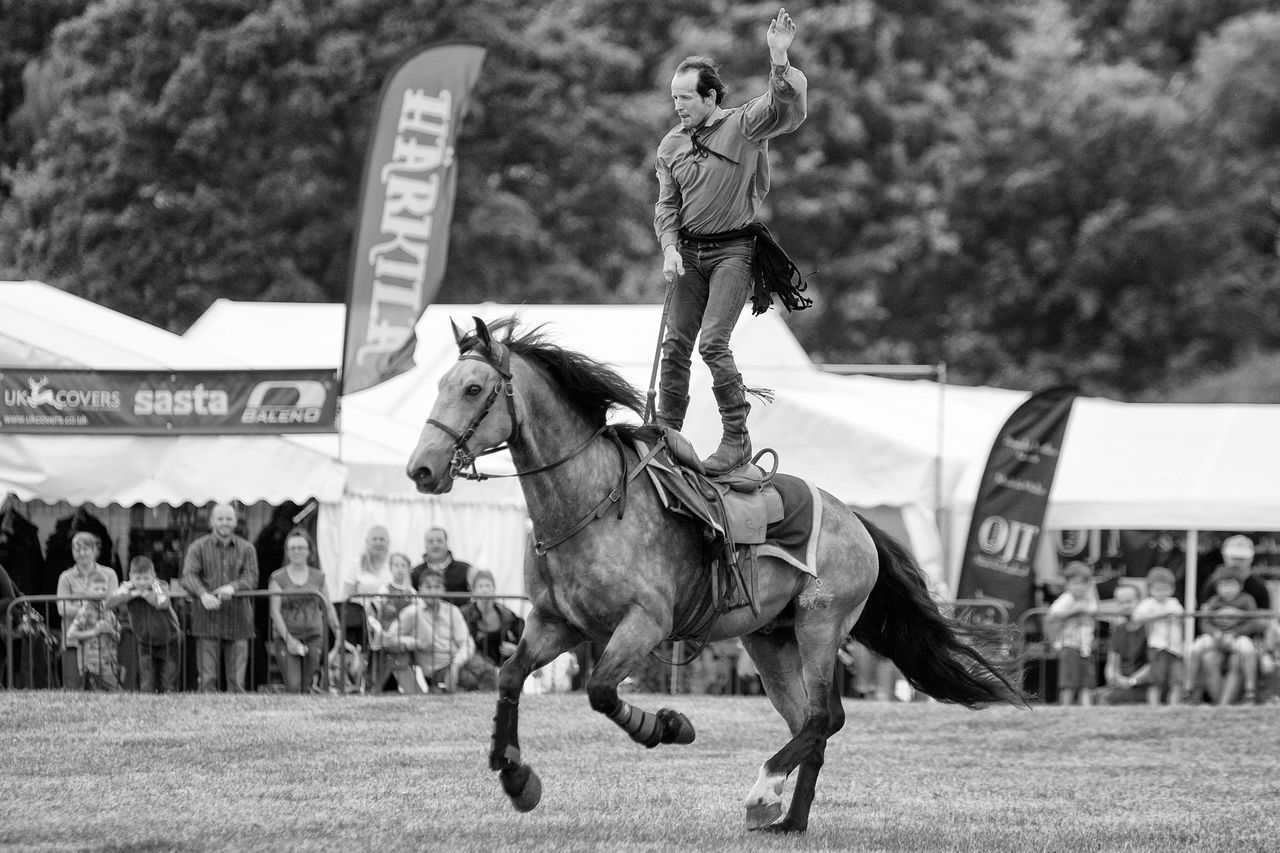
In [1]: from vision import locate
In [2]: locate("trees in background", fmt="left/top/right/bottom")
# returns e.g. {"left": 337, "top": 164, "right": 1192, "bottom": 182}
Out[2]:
{"left": 0, "top": 0, "right": 1277, "bottom": 398}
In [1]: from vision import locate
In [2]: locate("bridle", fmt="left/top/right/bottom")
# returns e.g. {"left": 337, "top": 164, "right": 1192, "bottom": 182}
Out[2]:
{"left": 425, "top": 342, "right": 519, "bottom": 481}
{"left": 425, "top": 340, "right": 607, "bottom": 484}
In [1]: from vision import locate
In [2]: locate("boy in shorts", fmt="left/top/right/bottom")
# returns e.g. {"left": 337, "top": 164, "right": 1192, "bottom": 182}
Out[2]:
{"left": 1046, "top": 561, "right": 1098, "bottom": 706}
{"left": 1132, "top": 566, "right": 1184, "bottom": 704}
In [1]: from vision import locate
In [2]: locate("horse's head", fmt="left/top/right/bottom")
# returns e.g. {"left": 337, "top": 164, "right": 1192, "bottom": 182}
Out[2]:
{"left": 406, "top": 317, "right": 517, "bottom": 494}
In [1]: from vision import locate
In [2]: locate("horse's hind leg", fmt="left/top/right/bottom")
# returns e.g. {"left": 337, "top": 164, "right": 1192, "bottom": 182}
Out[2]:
{"left": 490, "top": 610, "right": 581, "bottom": 812}
{"left": 587, "top": 608, "right": 696, "bottom": 748}
{"left": 741, "top": 617, "right": 850, "bottom": 832}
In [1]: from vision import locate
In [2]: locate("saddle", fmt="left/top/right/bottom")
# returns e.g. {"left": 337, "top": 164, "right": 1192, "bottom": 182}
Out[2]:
{"left": 634, "top": 426, "right": 786, "bottom": 638}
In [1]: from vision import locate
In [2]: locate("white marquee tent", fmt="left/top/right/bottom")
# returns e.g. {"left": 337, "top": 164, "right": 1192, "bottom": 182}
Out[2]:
{"left": 950, "top": 396, "right": 1280, "bottom": 609}
{"left": 187, "top": 299, "right": 1022, "bottom": 594}
{"left": 0, "top": 281, "right": 347, "bottom": 588}
{"left": 15, "top": 280, "right": 1277, "bottom": 610}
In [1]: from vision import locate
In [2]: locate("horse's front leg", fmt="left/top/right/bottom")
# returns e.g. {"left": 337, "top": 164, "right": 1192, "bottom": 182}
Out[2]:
{"left": 586, "top": 607, "right": 696, "bottom": 748}
{"left": 491, "top": 610, "right": 581, "bottom": 812}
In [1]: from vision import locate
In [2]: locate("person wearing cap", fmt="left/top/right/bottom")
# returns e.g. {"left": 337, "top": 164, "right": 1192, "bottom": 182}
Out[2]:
{"left": 1185, "top": 564, "right": 1263, "bottom": 705}
{"left": 1045, "top": 561, "right": 1099, "bottom": 706}
{"left": 1132, "top": 566, "right": 1185, "bottom": 705}
{"left": 1199, "top": 534, "right": 1271, "bottom": 611}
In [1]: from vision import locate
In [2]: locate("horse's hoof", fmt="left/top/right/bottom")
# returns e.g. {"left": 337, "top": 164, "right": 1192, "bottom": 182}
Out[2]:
{"left": 745, "top": 800, "right": 782, "bottom": 830}
{"left": 500, "top": 764, "right": 542, "bottom": 812}
{"left": 657, "top": 708, "right": 696, "bottom": 745}
{"left": 758, "top": 817, "right": 806, "bottom": 834}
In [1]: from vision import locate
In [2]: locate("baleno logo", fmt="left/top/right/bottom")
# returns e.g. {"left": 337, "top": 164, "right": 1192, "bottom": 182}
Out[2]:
{"left": 241, "top": 380, "right": 328, "bottom": 425}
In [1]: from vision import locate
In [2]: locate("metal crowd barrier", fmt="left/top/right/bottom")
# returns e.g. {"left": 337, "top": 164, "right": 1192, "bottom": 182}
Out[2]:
{"left": 4, "top": 589, "right": 330, "bottom": 693}
{"left": 1016, "top": 605, "right": 1280, "bottom": 702}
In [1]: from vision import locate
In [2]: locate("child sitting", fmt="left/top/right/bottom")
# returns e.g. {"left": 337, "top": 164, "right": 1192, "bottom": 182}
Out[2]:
{"left": 65, "top": 573, "right": 122, "bottom": 691}
{"left": 1185, "top": 565, "right": 1262, "bottom": 705}
{"left": 1132, "top": 566, "right": 1184, "bottom": 705}
{"left": 1096, "top": 584, "right": 1150, "bottom": 705}
{"left": 1046, "top": 561, "right": 1099, "bottom": 706}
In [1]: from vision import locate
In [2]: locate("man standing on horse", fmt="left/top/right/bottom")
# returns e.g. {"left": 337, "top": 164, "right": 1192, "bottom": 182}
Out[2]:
{"left": 654, "top": 7, "right": 809, "bottom": 474}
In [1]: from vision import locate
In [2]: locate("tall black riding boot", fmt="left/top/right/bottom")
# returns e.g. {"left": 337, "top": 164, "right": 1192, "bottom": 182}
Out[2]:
{"left": 702, "top": 375, "right": 752, "bottom": 475}
{"left": 657, "top": 389, "right": 690, "bottom": 431}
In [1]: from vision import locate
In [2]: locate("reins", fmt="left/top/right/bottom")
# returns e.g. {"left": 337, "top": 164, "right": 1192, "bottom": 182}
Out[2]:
{"left": 426, "top": 341, "right": 664, "bottom": 556}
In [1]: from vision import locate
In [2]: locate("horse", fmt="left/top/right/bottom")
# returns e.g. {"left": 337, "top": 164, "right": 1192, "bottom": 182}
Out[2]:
{"left": 406, "top": 316, "right": 1023, "bottom": 833}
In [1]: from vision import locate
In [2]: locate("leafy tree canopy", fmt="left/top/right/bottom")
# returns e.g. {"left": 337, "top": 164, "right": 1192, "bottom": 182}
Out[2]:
{"left": 1, "top": 0, "right": 1278, "bottom": 399}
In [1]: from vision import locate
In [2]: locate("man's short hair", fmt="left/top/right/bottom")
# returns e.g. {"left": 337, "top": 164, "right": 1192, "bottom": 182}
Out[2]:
{"left": 675, "top": 56, "right": 727, "bottom": 105}
{"left": 130, "top": 555, "right": 155, "bottom": 575}
{"left": 1146, "top": 566, "right": 1176, "bottom": 588}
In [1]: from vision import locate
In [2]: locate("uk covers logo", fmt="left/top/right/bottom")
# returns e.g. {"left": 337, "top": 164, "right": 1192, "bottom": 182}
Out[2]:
{"left": 241, "top": 379, "right": 330, "bottom": 425}
{"left": 1, "top": 374, "right": 121, "bottom": 428}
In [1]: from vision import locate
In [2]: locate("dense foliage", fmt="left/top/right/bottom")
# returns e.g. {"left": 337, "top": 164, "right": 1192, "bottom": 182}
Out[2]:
{"left": 1, "top": 0, "right": 1278, "bottom": 397}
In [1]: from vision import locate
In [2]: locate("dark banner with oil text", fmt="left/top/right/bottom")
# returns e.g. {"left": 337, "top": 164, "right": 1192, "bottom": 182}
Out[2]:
{"left": 0, "top": 369, "right": 338, "bottom": 434}
{"left": 956, "top": 385, "right": 1077, "bottom": 619}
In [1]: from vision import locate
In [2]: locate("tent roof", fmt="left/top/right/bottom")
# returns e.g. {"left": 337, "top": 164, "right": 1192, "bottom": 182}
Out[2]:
{"left": 187, "top": 301, "right": 1008, "bottom": 509}
{"left": 0, "top": 283, "right": 346, "bottom": 506}
{"left": 1046, "top": 398, "right": 1280, "bottom": 530}
{"left": 184, "top": 299, "right": 342, "bottom": 369}
{"left": 0, "top": 281, "right": 218, "bottom": 369}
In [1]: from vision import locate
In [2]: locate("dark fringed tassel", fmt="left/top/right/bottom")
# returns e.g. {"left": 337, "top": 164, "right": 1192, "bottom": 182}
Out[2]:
{"left": 746, "top": 222, "right": 816, "bottom": 316}
{"left": 744, "top": 385, "right": 774, "bottom": 404}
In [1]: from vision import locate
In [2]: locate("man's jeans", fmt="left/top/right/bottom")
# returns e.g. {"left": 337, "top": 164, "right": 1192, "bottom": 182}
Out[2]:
{"left": 659, "top": 235, "right": 753, "bottom": 403}
{"left": 196, "top": 637, "right": 248, "bottom": 693}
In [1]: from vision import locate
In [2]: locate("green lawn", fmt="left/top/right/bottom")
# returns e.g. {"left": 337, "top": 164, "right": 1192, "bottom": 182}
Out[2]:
{"left": 1, "top": 692, "right": 1277, "bottom": 852}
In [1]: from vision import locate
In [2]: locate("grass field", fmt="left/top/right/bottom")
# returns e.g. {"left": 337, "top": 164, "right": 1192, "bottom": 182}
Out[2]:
{"left": 1, "top": 692, "right": 1277, "bottom": 852}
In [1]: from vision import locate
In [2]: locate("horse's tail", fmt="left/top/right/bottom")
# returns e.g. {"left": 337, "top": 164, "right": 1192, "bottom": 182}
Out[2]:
{"left": 850, "top": 513, "right": 1027, "bottom": 709}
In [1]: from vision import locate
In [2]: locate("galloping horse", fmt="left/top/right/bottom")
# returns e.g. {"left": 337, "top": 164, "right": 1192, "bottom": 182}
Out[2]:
{"left": 406, "top": 317, "right": 1022, "bottom": 833}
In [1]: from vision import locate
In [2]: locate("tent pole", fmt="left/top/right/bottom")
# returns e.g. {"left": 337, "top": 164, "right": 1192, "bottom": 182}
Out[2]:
{"left": 934, "top": 361, "right": 948, "bottom": 572}
{"left": 1183, "top": 529, "right": 1198, "bottom": 664}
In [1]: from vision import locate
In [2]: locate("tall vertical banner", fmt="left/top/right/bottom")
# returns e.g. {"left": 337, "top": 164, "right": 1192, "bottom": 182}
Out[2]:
{"left": 957, "top": 385, "right": 1078, "bottom": 619}
{"left": 341, "top": 44, "right": 487, "bottom": 395}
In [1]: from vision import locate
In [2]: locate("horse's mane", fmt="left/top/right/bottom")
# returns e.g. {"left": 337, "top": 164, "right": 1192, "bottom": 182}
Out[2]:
{"left": 461, "top": 317, "right": 645, "bottom": 429}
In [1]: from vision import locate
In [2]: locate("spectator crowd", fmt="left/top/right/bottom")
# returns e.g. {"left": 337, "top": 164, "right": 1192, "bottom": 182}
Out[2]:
{"left": 4, "top": 509, "right": 1279, "bottom": 705}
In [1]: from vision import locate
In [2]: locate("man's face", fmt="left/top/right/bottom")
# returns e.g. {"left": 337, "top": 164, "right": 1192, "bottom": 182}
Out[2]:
{"left": 131, "top": 567, "right": 155, "bottom": 588}
{"left": 419, "top": 574, "right": 445, "bottom": 598}
{"left": 424, "top": 530, "right": 449, "bottom": 560}
{"left": 671, "top": 70, "right": 716, "bottom": 129}
{"left": 210, "top": 506, "right": 236, "bottom": 539}
{"left": 1149, "top": 580, "right": 1174, "bottom": 602}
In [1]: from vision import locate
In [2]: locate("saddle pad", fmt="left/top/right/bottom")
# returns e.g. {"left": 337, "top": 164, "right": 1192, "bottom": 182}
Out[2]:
{"left": 753, "top": 473, "right": 823, "bottom": 578}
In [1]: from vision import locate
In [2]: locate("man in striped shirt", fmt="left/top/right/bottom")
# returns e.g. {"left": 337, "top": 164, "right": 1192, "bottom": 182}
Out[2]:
{"left": 181, "top": 502, "right": 258, "bottom": 692}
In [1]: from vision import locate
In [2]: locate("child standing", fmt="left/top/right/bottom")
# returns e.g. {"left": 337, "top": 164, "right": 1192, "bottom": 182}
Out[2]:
{"left": 1046, "top": 561, "right": 1099, "bottom": 706}
{"left": 65, "top": 573, "right": 122, "bottom": 691}
{"left": 107, "top": 556, "right": 181, "bottom": 693}
{"left": 1132, "top": 566, "right": 1185, "bottom": 705}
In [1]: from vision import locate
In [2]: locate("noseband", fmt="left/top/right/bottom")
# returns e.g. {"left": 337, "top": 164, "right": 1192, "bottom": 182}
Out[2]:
{"left": 426, "top": 343, "right": 518, "bottom": 481}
